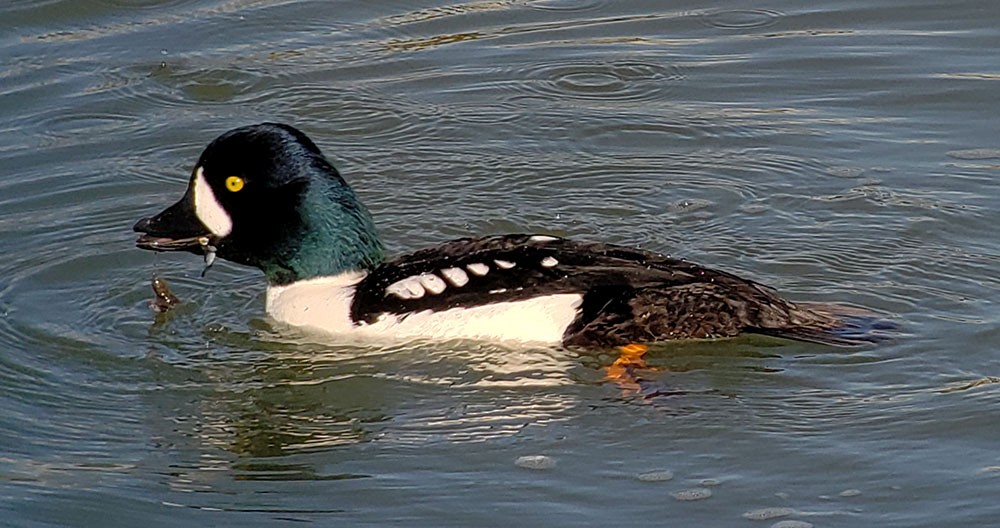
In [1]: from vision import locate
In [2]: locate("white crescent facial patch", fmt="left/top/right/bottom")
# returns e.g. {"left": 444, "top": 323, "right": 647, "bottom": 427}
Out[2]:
{"left": 192, "top": 167, "right": 233, "bottom": 237}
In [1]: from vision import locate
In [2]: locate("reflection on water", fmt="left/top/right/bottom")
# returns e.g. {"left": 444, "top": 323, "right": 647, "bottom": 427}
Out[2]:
{"left": 2, "top": 0, "right": 1000, "bottom": 525}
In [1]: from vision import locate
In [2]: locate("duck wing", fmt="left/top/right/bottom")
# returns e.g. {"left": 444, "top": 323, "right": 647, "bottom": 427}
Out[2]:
{"left": 350, "top": 234, "right": 878, "bottom": 347}
{"left": 350, "top": 234, "right": 693, "bottom": 318}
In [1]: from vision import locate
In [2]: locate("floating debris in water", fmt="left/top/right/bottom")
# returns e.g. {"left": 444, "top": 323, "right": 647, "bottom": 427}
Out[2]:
{"left": 743, "top": 507, "right": 796, "bottom": 520}
{"left": 671, "top": 488, "right": 712, "bottom": 501}
{"left": 515, "top": 455, "right": 555, "bottom": 470}
{"left": 936, "top": 376, "right": 1000, "bottom": 393}
{"left": 637, "top": 470, "right": 674, "bottom": 482}
{"left": 947, "top": 148, "right": 1000, "bottom": 160}
{"left": 825, "top": 166, "right": 865, "bottom": 178}
{"left": 699, "top": 478, "right": 720, "bottom": 487}
{"left": 771, "top": 521, "right": 813, "bottom": 528}
{"left": 838, "top": 488, "right": 862, "bottom": 497}
{"left": 668, "top": 198, "right": 713, "bottom": 213}
{"left": 149, "top": 274, "right": 180, "bottom": 313}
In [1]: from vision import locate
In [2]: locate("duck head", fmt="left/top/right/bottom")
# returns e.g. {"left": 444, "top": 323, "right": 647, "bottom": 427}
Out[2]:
{"left": 134, "top": 123, "right": 385, "bottom": 285}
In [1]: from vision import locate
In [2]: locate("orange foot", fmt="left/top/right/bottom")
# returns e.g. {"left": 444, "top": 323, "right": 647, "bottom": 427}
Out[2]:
{"left": 605, "top": 343, "right": 650, "bottom": 393}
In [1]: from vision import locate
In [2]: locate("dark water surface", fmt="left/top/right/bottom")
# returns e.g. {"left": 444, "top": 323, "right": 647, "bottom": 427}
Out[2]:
{"left": 3, "top": 1, "right": 999, "bottom": 526}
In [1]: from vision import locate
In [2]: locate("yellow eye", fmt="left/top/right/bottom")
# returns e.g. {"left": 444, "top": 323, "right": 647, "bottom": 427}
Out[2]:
{"left": 225, "top": 176, "right": 244, "bottom": 192}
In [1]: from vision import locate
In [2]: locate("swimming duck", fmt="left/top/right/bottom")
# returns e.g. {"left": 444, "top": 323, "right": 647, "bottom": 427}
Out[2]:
{"left": 133, "top": 123, "right": 876, "bottom": 348}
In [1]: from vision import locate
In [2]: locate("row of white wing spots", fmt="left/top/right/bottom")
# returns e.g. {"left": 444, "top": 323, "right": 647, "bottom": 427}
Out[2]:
{"left": 191, "top": 167, "right": 233, "bottom": 237}
{"left": 385, "top": 266, "right": 476, "bottom": 300}
{"left": 384, "top": 254, "right": 559, "bottom": 301}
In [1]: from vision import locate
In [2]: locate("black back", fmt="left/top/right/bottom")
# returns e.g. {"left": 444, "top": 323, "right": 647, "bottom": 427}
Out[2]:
{"left": 348, "top": 235, "right": 821, "bottom": 345}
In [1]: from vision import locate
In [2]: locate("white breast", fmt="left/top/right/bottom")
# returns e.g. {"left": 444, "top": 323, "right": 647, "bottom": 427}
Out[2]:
{"left": 265, "top": 272, "right": 583, "bottom": 344}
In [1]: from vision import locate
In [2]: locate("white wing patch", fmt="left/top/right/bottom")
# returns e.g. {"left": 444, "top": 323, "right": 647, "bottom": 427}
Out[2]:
{"left": 385, "top": 272, "right": 449, "bottom": 299}
{"left": 379, "top": 245, "right": 570, "bottom": 302}
{"left": 384, "top": 254, "right": 556, "bottom": 301}
{"left": 440, "top": 267, "right": 469, "bottom": 287}
{"left": 386, "top": 275, "right": 426, "bottom": 299}
{"left": 529, "top": 235, "right": 559, "bottom": 242}
{"left": 419, "top": 273, "right": 447, "bottom": 295}
{"left": 466, "top": 263, "right": 489, "bottom": 276}
{"left": 192, "top": 167, "right": 233, "bottom": 237}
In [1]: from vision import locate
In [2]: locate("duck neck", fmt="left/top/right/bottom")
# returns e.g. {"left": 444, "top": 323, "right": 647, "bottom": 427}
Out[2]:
{"left": 258, "top": 178, "right": 385, "bottom": 286}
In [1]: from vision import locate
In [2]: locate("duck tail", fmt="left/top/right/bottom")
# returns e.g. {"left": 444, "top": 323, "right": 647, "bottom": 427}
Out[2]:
{"left": 759, "top": 302, "right": 898, "bottom": 347}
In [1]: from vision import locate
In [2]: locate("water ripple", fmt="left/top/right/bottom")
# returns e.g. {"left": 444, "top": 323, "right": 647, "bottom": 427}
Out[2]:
{"left": 698, "top": 9, "right": 784, "bottom": 30}
{"left": 504, "top": 59, "right": 686, "bottom": 102}
{"left": 269, "top": 85, "right": 430, "bottom": 147}
{"left": 525, "top": 0, "right": 609, "bottom": 12}
{"left": 143, "top": 62, "right": 275, "bottom": 106}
